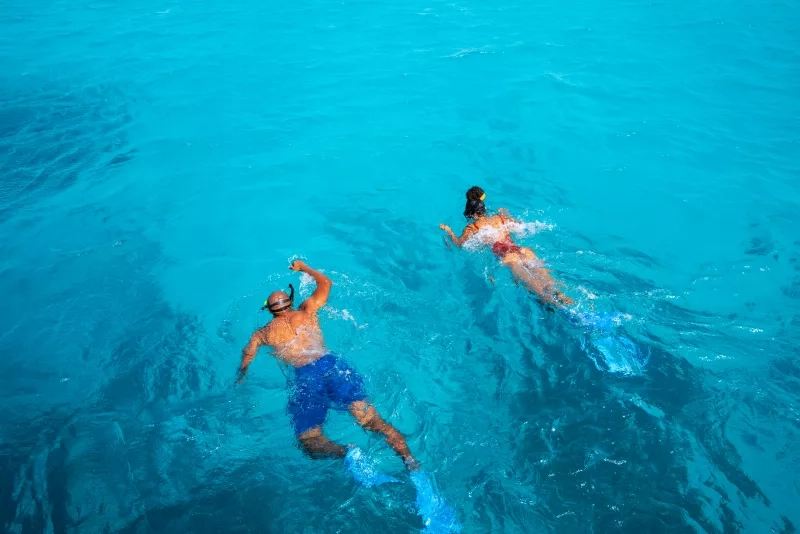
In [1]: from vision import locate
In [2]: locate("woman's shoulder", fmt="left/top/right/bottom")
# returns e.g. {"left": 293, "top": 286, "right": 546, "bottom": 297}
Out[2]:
{"left": 485, "top": 214, "right": 507, "bottom": 225}
{"left": 463, "top": 220, "right": 479, "bottom": 232}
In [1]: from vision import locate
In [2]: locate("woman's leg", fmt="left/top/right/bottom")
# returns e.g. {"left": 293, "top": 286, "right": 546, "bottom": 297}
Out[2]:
{"left": 506, "top": 253, "right": 573, "bottom": 307}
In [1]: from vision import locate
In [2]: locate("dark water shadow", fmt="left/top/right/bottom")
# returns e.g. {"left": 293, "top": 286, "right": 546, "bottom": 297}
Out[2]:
{"left": 0, "top": 78, "right": 135, "bottom": 223}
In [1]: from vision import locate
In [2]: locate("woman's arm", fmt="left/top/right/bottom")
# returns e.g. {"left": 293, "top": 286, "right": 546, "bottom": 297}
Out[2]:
{"left": 439, "top": 223, "right": 476, "bottom": 247}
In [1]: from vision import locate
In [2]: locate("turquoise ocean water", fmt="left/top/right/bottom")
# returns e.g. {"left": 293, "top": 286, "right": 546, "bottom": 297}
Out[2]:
{"left": 2, "top": 0, "right": 799, "bottom": 531}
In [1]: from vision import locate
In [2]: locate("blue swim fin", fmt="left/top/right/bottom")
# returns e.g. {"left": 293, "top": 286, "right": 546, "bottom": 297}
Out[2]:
{"left": 591, "top": 334, "right": 648, "bottom": 375}
{"left": 344, "top": 447, "right": 399, "bottom": 488}
{"left": 410, "top": 471, "right": 461, "bottom": 533}
{"left": 568, "top": 309, "right": 621, "bottom": 332}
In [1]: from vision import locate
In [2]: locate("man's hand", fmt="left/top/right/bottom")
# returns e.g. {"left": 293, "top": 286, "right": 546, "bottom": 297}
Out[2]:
{"left": 290, "top": 260, "right": 307, "bottom": 272}
{"left": 237, "top": 333, "right": 262, "bottom": 385}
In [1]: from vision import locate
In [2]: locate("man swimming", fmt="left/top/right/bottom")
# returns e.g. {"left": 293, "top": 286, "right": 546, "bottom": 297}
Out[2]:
{"left": 439, "top": 186, "right": 573, "bottom": 308}
{"left": 238, "top": 260, "right": 419, "bottom": 470}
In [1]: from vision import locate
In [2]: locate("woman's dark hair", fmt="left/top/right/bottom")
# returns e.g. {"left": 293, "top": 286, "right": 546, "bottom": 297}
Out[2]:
{"left": 463, "top": 186, "right": 487, "bottom": 218}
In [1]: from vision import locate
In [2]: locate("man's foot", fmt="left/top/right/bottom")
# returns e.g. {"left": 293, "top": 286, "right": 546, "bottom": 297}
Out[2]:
{"left": 404, "top": 456, "right": 421, "bottom": 472}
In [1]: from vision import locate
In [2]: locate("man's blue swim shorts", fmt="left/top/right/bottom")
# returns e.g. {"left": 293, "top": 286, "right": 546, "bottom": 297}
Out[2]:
{"left": 288, "top": 354, "right": 367, "bottom": 436}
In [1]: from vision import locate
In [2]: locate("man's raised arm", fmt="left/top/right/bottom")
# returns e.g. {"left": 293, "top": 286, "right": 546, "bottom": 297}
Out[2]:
{"left": 291, "top": 260, "right": 332, "bottom": 313}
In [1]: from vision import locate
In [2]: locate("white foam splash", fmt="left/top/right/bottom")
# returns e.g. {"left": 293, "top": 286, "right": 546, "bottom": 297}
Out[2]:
{"left": 734, "top": 326, "right": 764, "bottom": 333}
{"left": 442, "top": 47, "right": 491, "bottom": 58}
{"left": 506, "top": 220, "right": 554, "bottom": 237}
{"left": 461, "top": 219, "right": 553, "bottom": 252}
{"left": 576, "top": 286, "right": 597, "bottom": 300}
{"left": 324, "top": 307, "right": 366, "bottom": 329}
{"left": 481, "top": 266, "right": 494, "bottom": 283}
{"left": 297, "top": 272, "right": 315, "bottom": 297}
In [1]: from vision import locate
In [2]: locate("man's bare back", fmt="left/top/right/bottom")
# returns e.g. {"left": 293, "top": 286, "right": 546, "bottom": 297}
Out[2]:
{"left": 260, "top": 311, "right": 326, "bottom": 367}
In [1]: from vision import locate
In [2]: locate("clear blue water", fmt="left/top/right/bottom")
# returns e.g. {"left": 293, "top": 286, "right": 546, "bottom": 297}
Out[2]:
{"left": 2, "top": 0, "right": 799, "bottom": 531}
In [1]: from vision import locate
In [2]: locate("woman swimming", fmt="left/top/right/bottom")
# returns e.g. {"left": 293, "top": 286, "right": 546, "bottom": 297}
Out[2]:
{"left": 439, "top": 186, "right": 573, "bottom": 308}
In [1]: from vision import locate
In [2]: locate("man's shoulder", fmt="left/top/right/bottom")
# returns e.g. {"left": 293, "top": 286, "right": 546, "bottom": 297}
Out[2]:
{"left": 293, "top": 303, "right": 317, "bottom": 316}
{"left": 254, "top": 325, "right": 272, "bottom": 342}
{"left": 291, "top": 309, "right": 316, "bottom": 323}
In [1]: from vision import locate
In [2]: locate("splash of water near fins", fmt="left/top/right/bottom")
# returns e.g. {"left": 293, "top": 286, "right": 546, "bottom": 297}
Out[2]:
{"left": 569, "top": 309, "right": 649, "bottom": 375}
{"left": 344, "top": 447, "right": 399, "bottom": 488}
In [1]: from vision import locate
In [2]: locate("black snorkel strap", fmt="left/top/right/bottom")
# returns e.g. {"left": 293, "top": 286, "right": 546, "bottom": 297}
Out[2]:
{"left": 261, "top": 284, "right": 295, "bottom": 313}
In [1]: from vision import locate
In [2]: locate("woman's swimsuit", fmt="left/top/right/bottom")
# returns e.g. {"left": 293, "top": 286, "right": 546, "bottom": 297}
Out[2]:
{"left": 470, "top": 215, "right": 521, "bottom": 259}
{"left": 491, "top": 240, "right": 522, "bottom": 258}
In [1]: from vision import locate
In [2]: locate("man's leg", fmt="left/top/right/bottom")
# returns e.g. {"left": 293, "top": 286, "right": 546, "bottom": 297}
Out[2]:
{"left": 349, "top": 401, "right": 418, "bottom": 469}
{"left": 290, "top": 386, "right": 342, "bottom": 459}
{"left": 297, "top": 427, "right": 347, "bottom": 459}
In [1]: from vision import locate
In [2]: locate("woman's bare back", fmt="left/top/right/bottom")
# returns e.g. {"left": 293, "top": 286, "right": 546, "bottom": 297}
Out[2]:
{"left": 465, "top": 214, "right": 514, "bottom": 246}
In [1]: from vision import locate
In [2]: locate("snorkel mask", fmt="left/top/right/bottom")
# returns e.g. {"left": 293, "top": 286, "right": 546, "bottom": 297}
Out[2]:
{"left": 262, "top": 284, "right": 295, "bottom": 313}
